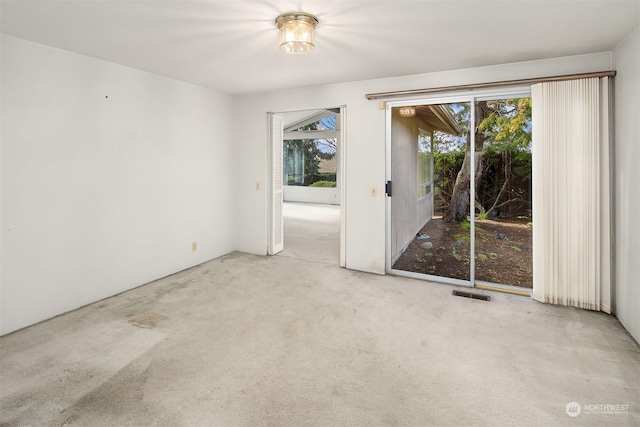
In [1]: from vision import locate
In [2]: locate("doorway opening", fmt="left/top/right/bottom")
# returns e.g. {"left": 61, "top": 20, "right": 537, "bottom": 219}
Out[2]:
{"left": 387, "top": 93, "right": 532, "bottom": 293}
{"left": 269, "top": 107, "right": 346, "bottom": 267}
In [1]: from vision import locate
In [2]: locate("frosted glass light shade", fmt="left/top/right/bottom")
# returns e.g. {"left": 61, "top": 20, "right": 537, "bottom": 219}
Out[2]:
{"left": 399, "top": 106, "right": 416, "bottom": 117}
{"left": 276, "top": 12, "right": 318, "bottom": 54}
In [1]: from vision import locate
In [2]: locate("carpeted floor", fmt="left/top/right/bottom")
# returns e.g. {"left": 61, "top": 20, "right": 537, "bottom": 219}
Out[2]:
{"left": 1, "top": 252, "right": 639, "bottom": 426}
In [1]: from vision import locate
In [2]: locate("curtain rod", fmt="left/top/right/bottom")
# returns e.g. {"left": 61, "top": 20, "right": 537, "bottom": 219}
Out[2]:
{"left": 364, "top": 70, "right": 616, "bottom": 100}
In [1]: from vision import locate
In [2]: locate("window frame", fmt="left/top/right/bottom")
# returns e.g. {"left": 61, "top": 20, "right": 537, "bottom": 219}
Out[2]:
{"left": 417, "top": 127, "right": 433, "bottom": 201}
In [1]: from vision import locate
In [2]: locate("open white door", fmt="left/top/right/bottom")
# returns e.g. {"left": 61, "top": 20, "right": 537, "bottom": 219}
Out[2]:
{"left": 268, "top": 114, "right": 284, "bottom": 255}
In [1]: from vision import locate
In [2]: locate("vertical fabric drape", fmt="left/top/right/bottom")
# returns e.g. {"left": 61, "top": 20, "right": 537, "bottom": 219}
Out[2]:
{"left": 531, "top": 77, "right": 611, "bottom": 313}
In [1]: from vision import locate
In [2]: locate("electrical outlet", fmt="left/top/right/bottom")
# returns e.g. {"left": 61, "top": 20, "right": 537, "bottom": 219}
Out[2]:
{"left": 192, "top": 241, "right": 197, "bottom": 251}
{"left": 371, "top": 186, "right": 377, "bottom": 197}
{"left": 256, "top": 182, "right": 261, "bottom": 191}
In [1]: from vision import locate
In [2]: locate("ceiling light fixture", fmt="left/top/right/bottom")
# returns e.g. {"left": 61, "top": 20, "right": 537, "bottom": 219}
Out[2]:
{"left": 398, "top": 106, "right": 416, "bottom": 117}
{"left": 275, "top": 12, "right": 319, "bottom": 54}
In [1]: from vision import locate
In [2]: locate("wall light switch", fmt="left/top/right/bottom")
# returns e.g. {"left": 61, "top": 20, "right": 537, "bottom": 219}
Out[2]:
{"left": 371, "top": 186, "right": 377, "bottom": 197}
{"left": 378, "top": 101, "right": 386, "bottom": 110}
{"left": 256, "top": 182, "right": 261, "bottom": 191}
{"left": 192, "top": 241, "right": 197, "bottom": 251}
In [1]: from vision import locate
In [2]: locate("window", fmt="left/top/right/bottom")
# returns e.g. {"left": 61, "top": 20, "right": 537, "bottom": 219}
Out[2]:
{"left": 283, "top": 114, "right": 337, "bottom": 188}
{"left": 283, "top": 141, "right": 305, "bottom": 185}
{"left": 418, "top": 128, "right": 433, "bottom": 199}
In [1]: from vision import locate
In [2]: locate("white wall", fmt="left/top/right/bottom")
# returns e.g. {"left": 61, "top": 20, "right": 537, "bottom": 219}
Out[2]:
{"left": 0, "top": 35, "right": 236, "bottom": 335}
{"left": 612, "top": 28, "right": 640, "bottom": 343}
{"left": 234, "top": 52, "right": 613, "bottom": 275}
{"left": 284, "top": 187, "right": 339, "bottom": 205}
{"left": 390, "top": 110, "right": 420, "bottom": 263}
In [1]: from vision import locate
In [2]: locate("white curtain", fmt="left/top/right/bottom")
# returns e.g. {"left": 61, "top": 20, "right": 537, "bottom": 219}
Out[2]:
{"left": 531, "top": 77, "right": 611, "bottom": 313}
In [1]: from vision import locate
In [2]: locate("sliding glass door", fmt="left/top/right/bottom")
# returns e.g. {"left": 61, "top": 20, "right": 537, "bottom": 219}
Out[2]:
{"left": 387, "top": 92, "right": 533, "bottom": 292}
{"left": 473, "top": 98, "right": 533, "bottom": 288}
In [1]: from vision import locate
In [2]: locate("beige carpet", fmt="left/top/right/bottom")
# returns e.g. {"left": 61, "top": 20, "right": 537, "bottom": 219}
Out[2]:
{"left": 1, "top": 252, "right": 639, "bottom": 426}
{"left": 279, "top": 202, "right": 340, "bottom": 266}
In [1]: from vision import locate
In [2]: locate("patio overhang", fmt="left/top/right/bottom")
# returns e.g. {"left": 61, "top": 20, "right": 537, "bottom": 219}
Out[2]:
{"left": 414, "top": 105, "right": 463, "bottom": 136}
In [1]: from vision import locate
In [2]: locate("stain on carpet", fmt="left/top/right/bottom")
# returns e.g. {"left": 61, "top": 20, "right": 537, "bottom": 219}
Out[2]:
{"left": 128, "top": 312, "right": 168, "bottom": 329}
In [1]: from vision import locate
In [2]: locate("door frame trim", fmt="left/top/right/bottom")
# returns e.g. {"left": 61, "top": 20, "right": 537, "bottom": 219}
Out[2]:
{"left": 268, "top": 106, "right": 347, "bottom": 267}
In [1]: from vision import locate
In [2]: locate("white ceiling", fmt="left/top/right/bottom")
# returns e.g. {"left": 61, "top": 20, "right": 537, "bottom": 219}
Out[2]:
{"left": 1, "top": 1, "right": 638, "bottom": 94}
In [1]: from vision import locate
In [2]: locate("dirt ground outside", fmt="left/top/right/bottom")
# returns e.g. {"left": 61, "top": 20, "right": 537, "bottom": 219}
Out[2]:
{"left": 392, "top": 216, "right": 533, "bottom": 288}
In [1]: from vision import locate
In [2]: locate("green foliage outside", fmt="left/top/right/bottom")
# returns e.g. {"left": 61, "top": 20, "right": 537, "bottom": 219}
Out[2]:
{"left": 480, "top": 99, "right": 532, "bottom": 154}
{"left": 287, "top": 172, "right": 336, "bottom": 186}
{"left": 434, "top": 151, "right": 532, "bottom": 218}
{"left": 305, "top": 172, "right": 336, "bottom": 185}
{"left": 284, "top": 118, "right": 337, "bottom": 187}
{"left": 309, "top": 180, "right": 337, "bottom": 188}
{"left": 433, "top": 99, "right": 533, "bottom": 219}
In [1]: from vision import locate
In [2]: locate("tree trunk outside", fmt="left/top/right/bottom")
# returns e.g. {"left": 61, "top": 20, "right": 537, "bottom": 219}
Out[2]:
{"left": 447, "top": 151, "right": 484, "bottom": 221}
{"left": 446, "top": 101, "right": 488, "bottom": 222}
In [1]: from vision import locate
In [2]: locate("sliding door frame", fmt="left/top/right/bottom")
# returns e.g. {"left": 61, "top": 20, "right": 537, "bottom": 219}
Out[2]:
{"left": 385, "top": 86, "right": 531, "bottom": 291}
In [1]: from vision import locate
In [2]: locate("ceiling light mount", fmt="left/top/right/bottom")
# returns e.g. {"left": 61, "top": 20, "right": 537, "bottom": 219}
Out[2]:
{"left": 275, "top": 12, "right": 319, "bottom": 54}
{"left": 398, "top": 106, "right": 416, "bottom": 118}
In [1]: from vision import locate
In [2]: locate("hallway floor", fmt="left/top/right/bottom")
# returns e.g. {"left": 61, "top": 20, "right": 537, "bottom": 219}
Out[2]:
{"left": 1, "top": 252, "right": 639, "bottom": 426}
{"left": 278, "top": 202, "right": 340, "bottom": 266}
